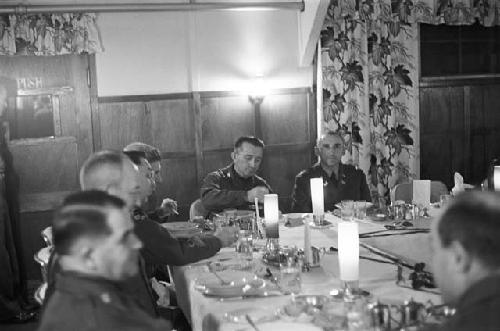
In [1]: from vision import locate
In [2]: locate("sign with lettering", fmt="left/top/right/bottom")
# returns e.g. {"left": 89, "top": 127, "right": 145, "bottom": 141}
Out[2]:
{"left": 17, "top": 77, "right": 43, "bottom": 90}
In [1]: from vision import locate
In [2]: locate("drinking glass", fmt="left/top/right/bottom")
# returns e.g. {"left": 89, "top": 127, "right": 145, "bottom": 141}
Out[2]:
{"left": 213, "top": 214, "right": 230, "bottom": 231}
{"left": 278, "top": 248, "right": 301, "bottom": 295}
{"left": 236, "top": 229, "right": 253, "bottom": 262}
{"left": 354, "top": 201, "right": 366, "bottom": 220}
{"left": 341, "top": 200, "right": 354, "bottom": 221}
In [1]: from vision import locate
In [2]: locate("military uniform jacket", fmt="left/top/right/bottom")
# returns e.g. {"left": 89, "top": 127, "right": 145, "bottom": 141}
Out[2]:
{"left": 432, "top": 275, "right": 500, "bottom": 331}
{"left": 200, "top": 164, "right": 272, "bottom": 213}
{"left": 38, "top": 271, "right": 172, "bottom": 331}
{"left": 291, "top": 162, "right": 371, "bottom": 213}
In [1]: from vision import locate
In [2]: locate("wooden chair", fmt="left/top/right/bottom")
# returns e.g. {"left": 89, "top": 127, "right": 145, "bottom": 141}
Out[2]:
{"left": 41, "top": 226, "right": 53, "bottom": 246}
{"left": 391, "top": 180, "right": 449, "bottom": 204}
{"left": 189, "top": 198, "right": 208, "bottom": 220}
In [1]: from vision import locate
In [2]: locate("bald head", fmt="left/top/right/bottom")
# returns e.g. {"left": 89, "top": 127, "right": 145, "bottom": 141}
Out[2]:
{"left": 80, "top": 151, "right": 141, "bottom": 209}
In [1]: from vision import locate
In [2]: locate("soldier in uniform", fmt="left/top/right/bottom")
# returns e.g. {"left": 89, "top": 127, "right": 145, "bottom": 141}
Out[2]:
{"left": 38, "top": 190, "right": 172, "bottom": 331}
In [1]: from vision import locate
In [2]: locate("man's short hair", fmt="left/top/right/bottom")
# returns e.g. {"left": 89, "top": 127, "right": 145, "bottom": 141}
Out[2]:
{"left": 52, "top": 190, "right": 126, "bottom": 255}
{"left": 123, "top": 142, "right": 161, "bottom": 163}
{"left": 438, "top": 191, "right": 500, "bottom": 268}
{"left": 79, "top": 150, "right": 129, "bottom": 190}
{"left": 123, "top": 150, "right": 147, "bottom": 166}
{"left": 234, "top": 136, "right": 264, "bottom": 150}
{"left": 316, "top": 131, "right": 345, "bottom": 147}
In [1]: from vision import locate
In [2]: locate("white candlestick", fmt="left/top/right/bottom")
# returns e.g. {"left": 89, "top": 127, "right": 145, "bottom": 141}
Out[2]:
{"left": 338, "top": 221, "right": 359, "bottom": 282}
{"left": 304, "top": 220, "right": 312, "bottom": 265}
{"left": 494, "top": 166, "right": 500, "bottom": 191}
{"left": 310, "top": 178, "right": 324, "bottom": 217}
{"left": 264, "top": 194, "right": 279, "bottom": 238}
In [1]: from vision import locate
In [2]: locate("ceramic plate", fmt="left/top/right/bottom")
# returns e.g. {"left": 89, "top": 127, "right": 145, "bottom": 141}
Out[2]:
{"left": 334, "top": 201, "right": 374, "bottom": 209}
{"left": 195, "top": 270, "right": 255, "bottom": 298}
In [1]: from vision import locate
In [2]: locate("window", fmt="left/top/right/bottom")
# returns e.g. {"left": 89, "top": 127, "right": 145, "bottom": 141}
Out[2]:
{"left": 420, "top": 23, "right": 500, "bottom": 77}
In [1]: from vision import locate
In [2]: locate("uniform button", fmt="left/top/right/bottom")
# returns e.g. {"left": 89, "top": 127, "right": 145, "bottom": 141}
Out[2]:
{"left": 100, "top": 293, "right": 111, "bottom": 303}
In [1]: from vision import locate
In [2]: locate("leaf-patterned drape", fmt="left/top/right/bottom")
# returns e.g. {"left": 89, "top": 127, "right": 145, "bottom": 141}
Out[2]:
{"left": 0, "top": 13, "right": 102, "bottom": 56}
{"left": 320, "top": 0, "right": 500, "bottom": 206}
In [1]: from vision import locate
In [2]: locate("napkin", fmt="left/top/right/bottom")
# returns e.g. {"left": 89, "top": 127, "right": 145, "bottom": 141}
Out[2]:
{"left": 451, "top": 172, "right": 474, "bottom": 195}
{"left": 412, "top": 180, "right": 431, "bottom": 206}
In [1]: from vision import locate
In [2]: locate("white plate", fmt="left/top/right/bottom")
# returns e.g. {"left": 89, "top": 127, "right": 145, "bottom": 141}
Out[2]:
{"left": 250, "top": 322, "right": 322, "bottom": 331}
{"left": 334, "top": 201, "right": 374, "bottom": 209}
{"left": 195, "top": 270, "right": 256, "bottom": 297}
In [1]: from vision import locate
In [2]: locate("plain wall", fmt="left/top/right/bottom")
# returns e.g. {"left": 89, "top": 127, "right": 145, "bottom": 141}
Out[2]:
{"left": 95, "top": 9, "right": 313, "bottom": 96}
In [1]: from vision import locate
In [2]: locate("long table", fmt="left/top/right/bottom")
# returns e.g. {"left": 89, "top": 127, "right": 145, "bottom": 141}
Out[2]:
{"left": 171, "top": 213, "right": 442, "bottom": 331}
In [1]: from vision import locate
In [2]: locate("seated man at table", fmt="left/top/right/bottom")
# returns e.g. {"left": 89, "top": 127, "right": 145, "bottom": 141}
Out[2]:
{"left": 291, "top": 132, "right": 371, "bottom": 212}
{"left": 38, "top": 190, "right": 172, "bottom": 331}
{"left": 80, "top": 150, "right": 237, "bottom": 271}
{"left": 123, "top": 143, "right": 178, "bottom": 222}
{"left": 200, "top": 136, "right": 272, "bottom": 214}
{"left": 429, "top": 191, "right": 500, "bottom": 331}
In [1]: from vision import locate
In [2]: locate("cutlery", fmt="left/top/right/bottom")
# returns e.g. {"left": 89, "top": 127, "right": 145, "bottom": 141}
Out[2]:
{"left": 208, "top": 265, "right": 231, "bottom": 285}
{"left": 245, "top": 314, "right": 261, "bottom": 331}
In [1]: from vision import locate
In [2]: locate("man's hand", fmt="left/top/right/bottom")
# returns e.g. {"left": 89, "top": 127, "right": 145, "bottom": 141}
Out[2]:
{"left": 160, "top": 198, "right": 178, "bottom": 216}
{"left": 247, "top": 186, "right": 269, "bottom": 203}
{"left": 214, "top": 226, "right": 238, "bottom": 247}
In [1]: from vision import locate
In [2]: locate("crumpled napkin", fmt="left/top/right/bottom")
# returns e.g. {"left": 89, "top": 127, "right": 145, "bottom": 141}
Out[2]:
{"left": 451, "top": 172, "right": 474, "bottom": 195}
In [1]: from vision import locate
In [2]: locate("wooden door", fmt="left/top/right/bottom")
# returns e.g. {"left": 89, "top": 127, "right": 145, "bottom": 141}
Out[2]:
{"left": 0, "top": 54, "right": 94, "bottom": 279}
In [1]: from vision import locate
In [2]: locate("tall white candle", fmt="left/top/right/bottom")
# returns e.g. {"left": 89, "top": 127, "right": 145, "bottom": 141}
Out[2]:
{"left": 264, "top": 194, "right": 279, "bottom": 238}
{"left": 494, "top": 166, "right": 500, "bottom": 191}
{"left": 310, "top": 178, "right": 324, "bottom": 217}
{"left": 338, "top": 221, "right": 359, "bottom": 282}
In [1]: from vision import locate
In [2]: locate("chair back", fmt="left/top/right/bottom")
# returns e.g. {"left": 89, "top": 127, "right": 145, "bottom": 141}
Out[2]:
{"left": 41, "top": 226, "right": 53, "bottom": 246}
{"left": 34, "top": 246, "right": 52, "bottom": 282}
{"left": 391, "top": 180, "right": 449, "bottom": 204}
{"left": 189, "top": 198, "right": 208, "bottom": 220}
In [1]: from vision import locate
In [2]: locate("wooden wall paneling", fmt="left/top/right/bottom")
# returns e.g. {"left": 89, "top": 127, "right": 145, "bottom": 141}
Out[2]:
{"left": 98, "top": 101, "right": 151, "bottom": 150}
{"left": 158, "top": 157, "right": 199, "bottom": 219}
{"left": 201, "top": 95, "right": 254, "bottom": 150}
{"left": 148, "top": 98, "right": 194, "bottom": 152}
{"left": 469, "top": 85, "right": 487, "bottom": 183}
{"left": 261, "top": 144, "right": 312, "bottom": 212}
{"left": 202, "top": 150, "right": 232, "bottom": 179}
{"left": 259, "top": 91, "right": 310, "bottom": 145}
{"left": 482, "top": 84, "right": 500, "bottom": 172}
{"left": 192, "top": 93, "right": 204, "bottom": 184}
{"left": 419, "top": 87, "right": 464, "bottom": 187}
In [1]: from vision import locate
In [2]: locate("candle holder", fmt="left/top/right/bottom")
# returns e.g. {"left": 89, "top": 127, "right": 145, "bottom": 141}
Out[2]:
{"left": 329, "top": 281, "right": 370, "bottom": 299}
{"left": 312, "top": 214, "right": 325, "bottom": 226}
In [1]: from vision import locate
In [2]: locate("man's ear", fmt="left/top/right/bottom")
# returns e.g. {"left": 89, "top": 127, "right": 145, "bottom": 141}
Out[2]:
{"left": 78, "top": 244, "right": 97, "bottom": 270}
{"left": 314, "top": 146, "right": 320, "bottom": 158}
{"left": 450, "top": 241, "right": 472, "bottom": 274}
{"left": 231, "top": 151, "right": 236, "bottom": 161}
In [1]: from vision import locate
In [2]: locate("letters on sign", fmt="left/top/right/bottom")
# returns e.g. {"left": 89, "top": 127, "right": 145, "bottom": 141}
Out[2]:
{"left": 17, "top": 77, "right": 43, "bottom": 90}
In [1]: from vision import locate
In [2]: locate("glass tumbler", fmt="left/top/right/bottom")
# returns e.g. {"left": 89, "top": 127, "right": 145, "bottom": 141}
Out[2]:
{"left": 341, "top": 200, "right": 354, "bottom": 221}
{"left": 236, "top": 229, "right": 253, "bottom": 262}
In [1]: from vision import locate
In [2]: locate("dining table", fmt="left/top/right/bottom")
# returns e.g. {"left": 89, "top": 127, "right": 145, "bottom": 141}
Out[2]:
{"left": 170, "top": 207, "right": 444, "bottom": 331}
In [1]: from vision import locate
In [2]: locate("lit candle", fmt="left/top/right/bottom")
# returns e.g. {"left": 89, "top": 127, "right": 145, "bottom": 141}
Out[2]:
{"left": 338, "top": 221, "right": 359, "bottom": 282}
{"left": 310, "top": 178, "right": 324, "bottom": 217}
{"left": 494, "top": 166, "right": 500, "bottom": 191}
{"left": 264, "top": 194, "right": 279, "bottom": 238}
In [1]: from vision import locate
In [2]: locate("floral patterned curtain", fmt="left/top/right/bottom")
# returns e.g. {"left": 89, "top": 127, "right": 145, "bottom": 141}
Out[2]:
{"left": 0, "top": 13, "right": 102, "bottom": 56}
{"left": 320, "top": 0, "right": 500, "bottom": 206}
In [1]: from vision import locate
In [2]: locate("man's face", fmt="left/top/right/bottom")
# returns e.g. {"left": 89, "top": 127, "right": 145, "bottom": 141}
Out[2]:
{"left": 316, "top": 135, "right": 344, "bottom": 168}
{"left": 91, "top": 207, "right": 143, "bottom": 280}
{"left": 232, "top": 142, "right": 263, "bottom": 178}
{"left": 136, "top": 157, "right": 154, "bottom": 200}
{"left": 114, "top": 160, "right": 142, "bottom": 209}
{"left": 430, "top": 220, "right": 462, "bottom": 304}
{"left": 151, "top": 161, "right": 162, "bottom": 185}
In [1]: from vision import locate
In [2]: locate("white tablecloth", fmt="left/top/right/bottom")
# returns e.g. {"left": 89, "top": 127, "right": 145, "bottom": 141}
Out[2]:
{"left": 171, "top": 214, "right": 441, "bottom": 331}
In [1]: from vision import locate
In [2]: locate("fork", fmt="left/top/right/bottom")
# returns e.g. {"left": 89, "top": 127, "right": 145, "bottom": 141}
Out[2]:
{"left": 208, "top": 265, "right": 231, "bottom": 285}
{"left": 245, "top": 314, "right": 261, "bottom": 331}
